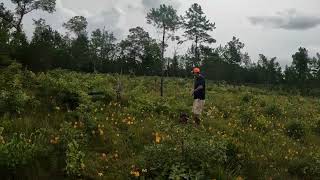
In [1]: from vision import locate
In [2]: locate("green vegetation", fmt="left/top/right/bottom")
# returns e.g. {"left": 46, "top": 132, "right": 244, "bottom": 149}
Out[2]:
{"left": 1, "top": 1, "right": 320, "bottom": 179}
{"left": 1, "top": 63, "right": 320, "bottom": 179}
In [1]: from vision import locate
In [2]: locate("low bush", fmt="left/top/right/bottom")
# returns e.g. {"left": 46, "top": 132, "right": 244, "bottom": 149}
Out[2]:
{"left": 286, "top": 120, "right": 306, "bottom": 140}
{"left": 0, "top": 90, "right": 32, "bottom": 115}
{"left": 139, "top": 128, "right": 229, "bottom": 179}
{"left": 288, "top": 152, "right": 320, "bottom": 178}
{"left": 264, "top": 103, "right": 282, "bottom": 117}
{"left": 239, "top": 109, "right": 255, "bottom": 125}
{"left": 241, "top": 93, "right": 253, "bottom": 103}
{"left": 0, "top": 133, "right": 38, "bottom": 170}
{"left": 65, "top": 140, "right": 86, "bottom": 177}
{"left": 314, "top": 119, "right": 320, "bottom": 135}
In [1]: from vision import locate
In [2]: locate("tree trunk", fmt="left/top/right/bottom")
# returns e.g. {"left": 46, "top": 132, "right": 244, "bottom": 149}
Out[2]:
{"left": 16, "top": 4, "right": 26, "bottom": 33}
{"left": 195, "top": 36, "right": 199, "bottom": 67}
{"left": 160, "top": 26, "right": 166, "bottom": 97}
{"left": 167, "top": 56, "right": 170, "bottom": 77}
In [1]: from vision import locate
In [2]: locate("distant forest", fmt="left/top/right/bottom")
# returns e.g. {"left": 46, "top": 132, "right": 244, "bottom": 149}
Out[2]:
{"left": 1, "top": 1, "right": 320, "bottom": 90}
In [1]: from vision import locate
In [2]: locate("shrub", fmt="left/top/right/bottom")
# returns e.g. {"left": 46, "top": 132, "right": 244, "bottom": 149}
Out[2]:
{"left": 288, "top": 158, "right": 312, "bottom": 178}
{"left": 264, "top": 103, "right": 282, "bottom": 117}
{"left": 0, "top": 63, "right": 36, "bottom": 115}
{"left": 241, "top": 93, "right": 253, "bottom": 103}
{"left": 0, "top": 63, "right": 23, "bottom": 88}
{"left": 221, "top": 109, "right": 232, "bottom": 119}
{"left": 0, "top": 90, "right": 32, "bottom": 115}
{"left": 65, "top": 140, "right": 86, "bottom": 177}
{"left": 88, "top": 89, "right": 113, "bottom": 103}
{"left": 140, "top": 132, "right": 229, "bottom": 179}
{"left": 224, "top": 142, "right": 243, "bottom": 176}
{"left": 288, "top": 153, "right": 320, "bottom": 178}
{"left": 286, "top": 120, "right": 305, "bottom": 140}
{"left": 0, "top": 56, "right": 12, "bottom": 67}
{"left": 256, "top": 116, "right": 270, "bottom": 133}
{"left": 207, "top": 86, "right": 213, "bottom": 91}
{"left": 0, "top": 133, "right": 38, "bottom": 170}
{"left": 58, "top": 121, "right": 88, "bottom": 150}
{"left": 57, "top": 90, "right": 80, "bottom": 111}
{"left": 314, "top": 119, "right": 320, "bottom": 135}
{"left": 239, "top": 110, "right": 255, "bottom": 125}
{"left": 258, "top": 99, "right": 266, "bottom": 107}
{"left": 153, "top": 99, "right": 171, "bottom": 114}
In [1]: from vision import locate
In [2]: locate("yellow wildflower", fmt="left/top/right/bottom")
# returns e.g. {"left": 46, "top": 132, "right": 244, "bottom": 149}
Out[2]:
{"left": 80, "top": 163, "right": 85, "bottom": 169}
{"left": 99, "top": 129, "right": 104, "bottom": 136}
{"left": 130, "top": 170, "right": 140, "bottom": 177}
{"left": 155, "top": 132, "right": 161, "bottom": 143}
{"left": 101, "top": 153, "right": 107, "bottom": 159}
{"left": 0, "top": 136, "right": 5, "bottom": 144}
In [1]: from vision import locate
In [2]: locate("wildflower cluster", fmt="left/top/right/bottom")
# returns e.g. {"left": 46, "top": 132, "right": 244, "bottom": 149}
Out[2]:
{"left": 50, "top": 135, "right": 60, "bottom": 144}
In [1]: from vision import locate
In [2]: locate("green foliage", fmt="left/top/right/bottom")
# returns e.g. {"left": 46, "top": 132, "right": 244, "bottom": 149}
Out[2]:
{"left": 239, "top": 108, "right": 255, "bottom": 125}
{"left": 0, "top": 63, "right": 37, "bottom": 115}
{"left": 90, "top": 28, "right": 117, "bottom": 72}
{"left": 315, "top": 119, "right": 320, "bottom": 135}
{"left": 146, "top": 4, "right": 181, "bottom": 96}
{"left": 241, "top": 93, "right": 253, "bottom": 103}
{"left": 183, "top": 3, "right": 216, "bottom": 65}
{"left": 146, "top": 4, "right": 181, "bottom": 32}
{"left": 63, "top": 16, "right": 88, "bottom": 36}
{"left": 223, "top": 36, "right": 245, "bottom": 65}
{"left": 140, "top": 130, "right": 228, "bottom": 179}
{"left": 183, "top": 3, "right": 216, "bottom": 42}
{"left": 291, "top": 47, "right": 310, "bottom": 84}
{"left": 0, "top": 133, "right": 38, "bottom": 170}
{"left": 264, "top": 103, "right": 282, "bottom": 117}
{"left": 0, "top": 66, "right": 320, "bottom": 179}
{"left": 65, "top": 140, "right": 85, "bottom": 177}
{"left": 255, "top": 116, "right": 270, "bottom": 133}
{"left": 10, "top": 0, "right": 56, "bottom": 33}
{"left": 0, "top": 3, "right": 14, "bottom": 29}
{"left": 286, "top": 120, "right": 306, "bottom": 140}
{"left": 257, "top": 54, "right": 283, "bottom": 84}
{"left": 288, "top": 158, "right": 313, "bottom": 178}
{"left": 119, "top": 26, "right": 162, "bottom": 75}
{"left": 288, "top": 152, "right": 320, "bottom": 178}
{"left": 153, "top": 98, "right": 171, "bottom": 114}
{"left": 0, "top": 89, "right": 31, "bottom": 115}
{"left": 58, "top": 121, "right": 88, "bottom": 149}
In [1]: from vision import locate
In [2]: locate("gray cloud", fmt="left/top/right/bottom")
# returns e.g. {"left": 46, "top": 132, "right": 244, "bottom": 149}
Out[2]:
{"left": 87, "top": 8, "right": 124, "bottom": 38}
{"left": 249, "top": 9, "right": 320, "bottom": 30}
{"left": 142, "top": 0, "right": 181, "bottom": 10}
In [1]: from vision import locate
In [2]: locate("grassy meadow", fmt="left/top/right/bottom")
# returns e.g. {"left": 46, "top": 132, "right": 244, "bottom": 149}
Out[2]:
{"left": 1, "top": 63, "right": 320, "bottom": 179}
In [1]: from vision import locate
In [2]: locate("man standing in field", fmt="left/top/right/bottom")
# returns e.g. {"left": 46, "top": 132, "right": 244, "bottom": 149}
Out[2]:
{"left": 191, "top": 67, "right": 205, "bottom": 125}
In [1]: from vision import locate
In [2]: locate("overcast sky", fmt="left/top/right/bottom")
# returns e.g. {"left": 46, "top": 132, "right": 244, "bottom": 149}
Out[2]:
{"left": 3, "top": 0, "right": 320, "bottom": 66}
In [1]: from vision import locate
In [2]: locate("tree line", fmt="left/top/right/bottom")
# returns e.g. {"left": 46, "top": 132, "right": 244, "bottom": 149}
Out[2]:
{"left": 1, "top": 0, "right": 320, "bottom": 90}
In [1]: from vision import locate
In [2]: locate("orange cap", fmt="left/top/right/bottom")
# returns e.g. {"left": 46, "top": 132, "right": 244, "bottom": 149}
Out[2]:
{"left": 192, "top": 67, "right": 200, "bottom": 73}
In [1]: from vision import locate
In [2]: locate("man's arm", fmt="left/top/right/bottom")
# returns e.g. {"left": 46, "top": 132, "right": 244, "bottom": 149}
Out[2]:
{"left": 194, "top": 85, "right": 203, "bottom": 93}
{"left": 194, "top": 77, "right": 205, "bottom": 93}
